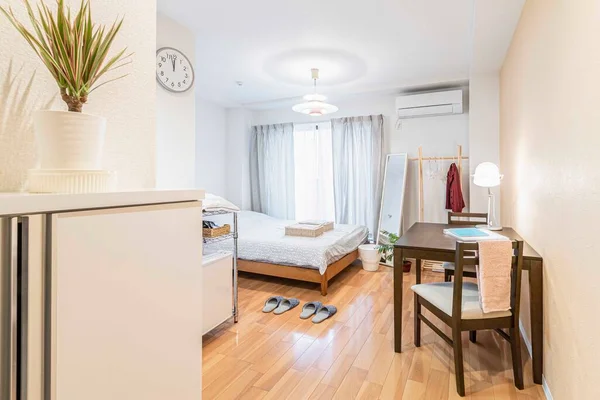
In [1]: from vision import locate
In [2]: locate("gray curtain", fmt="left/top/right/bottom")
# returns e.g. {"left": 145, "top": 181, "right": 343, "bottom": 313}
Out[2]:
{"left": 331, "top": 115, "right": 384, "bottom": 236}
{"left": 249, "top": 123, "right": 296, "bottom": 219}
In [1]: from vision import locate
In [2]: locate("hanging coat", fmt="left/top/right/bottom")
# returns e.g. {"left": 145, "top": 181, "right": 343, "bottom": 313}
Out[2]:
{"left": 445, "top": 163, "right": 465, "bottom": 212}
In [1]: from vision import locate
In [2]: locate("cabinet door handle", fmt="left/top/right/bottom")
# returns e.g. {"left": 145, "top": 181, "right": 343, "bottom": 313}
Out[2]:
{"left": 3, "top": 217, "right": 19, "bottom": 400}
{"left": 4, "top": 217, "right": 29, "bottom": 400}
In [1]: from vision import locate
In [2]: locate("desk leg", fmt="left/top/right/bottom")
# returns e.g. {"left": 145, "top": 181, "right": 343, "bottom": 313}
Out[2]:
{"left": 529, "top": 260, "right": 544, "bottom": 384}
{"left": 414, "top": 259, "right": 422, "bottom": 347}
{"left": 394, "top": 248, "right": 403, "bottom": 353}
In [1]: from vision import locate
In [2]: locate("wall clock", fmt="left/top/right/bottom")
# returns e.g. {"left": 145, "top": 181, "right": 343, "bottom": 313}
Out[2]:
{"left": 156, "top": 47, "right": 195, "bottom": 93}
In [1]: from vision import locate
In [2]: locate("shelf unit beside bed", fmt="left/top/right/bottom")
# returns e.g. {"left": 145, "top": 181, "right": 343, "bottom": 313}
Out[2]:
{"left": 203, "top": 209, "right": 239, "bottom": 323}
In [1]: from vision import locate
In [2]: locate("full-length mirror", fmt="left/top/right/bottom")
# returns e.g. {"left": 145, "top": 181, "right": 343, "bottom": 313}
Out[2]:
{"left": 377, "top": 153, "right": 408, "bottom": 265}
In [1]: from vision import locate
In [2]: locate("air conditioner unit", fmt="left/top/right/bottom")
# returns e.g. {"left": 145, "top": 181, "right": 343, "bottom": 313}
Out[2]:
{"left": 396, "top": 89, "right": 463, "bottom": 119}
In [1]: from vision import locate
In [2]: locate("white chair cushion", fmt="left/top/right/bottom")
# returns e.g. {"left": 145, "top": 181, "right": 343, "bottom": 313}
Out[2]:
{"left": 411, "top": 282, "right": 512, "bottom": 320}
{"left": 442, "top": 262, "right": 477, "bottom": 274}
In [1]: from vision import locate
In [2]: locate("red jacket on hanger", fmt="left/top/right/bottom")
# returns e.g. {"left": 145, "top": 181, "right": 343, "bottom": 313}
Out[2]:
{"left": 446, "top": 163, "right": 465, "bottom": 212}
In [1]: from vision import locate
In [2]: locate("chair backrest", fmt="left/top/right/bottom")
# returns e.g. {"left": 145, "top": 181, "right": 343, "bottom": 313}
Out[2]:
{"left": 448, "top": 212, "right": 488, "bottom": 226}
{"left": 452, "top": 240, "right": 524, "bottom": 322}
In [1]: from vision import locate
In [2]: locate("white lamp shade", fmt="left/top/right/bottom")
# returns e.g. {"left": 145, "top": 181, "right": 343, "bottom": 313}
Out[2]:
{"left": 473, "top": 162, "right": 503, "bottom": 187}
{"left": 292, "top": 93, "right": 339, "bottom": 116}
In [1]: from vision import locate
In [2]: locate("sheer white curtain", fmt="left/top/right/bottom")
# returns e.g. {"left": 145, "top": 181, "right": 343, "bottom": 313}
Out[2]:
{"left": 331, "top": 115, "right": 384, "bottom": 236}
{"left": 293, "top": 123, "right": 335, "bottom": 221}
{"left": 249, "top": 123, "right": 296, "bottom": 219}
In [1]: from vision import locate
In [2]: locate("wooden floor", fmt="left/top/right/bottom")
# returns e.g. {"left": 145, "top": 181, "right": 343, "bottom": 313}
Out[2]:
{"left": 202, "top": 262, "right": 545, "bottom": 399}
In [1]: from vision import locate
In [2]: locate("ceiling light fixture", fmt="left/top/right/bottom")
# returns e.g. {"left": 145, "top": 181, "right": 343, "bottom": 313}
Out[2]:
{"left": 292, "top": 68, "right": 338, "bottom": 116}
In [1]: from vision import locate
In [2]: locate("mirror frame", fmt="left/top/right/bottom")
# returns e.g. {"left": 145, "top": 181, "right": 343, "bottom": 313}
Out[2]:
{"left": 376, "top": 153, "right": 409, "bottom": 266}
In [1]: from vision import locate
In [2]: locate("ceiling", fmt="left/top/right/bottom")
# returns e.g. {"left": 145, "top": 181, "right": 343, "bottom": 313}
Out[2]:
{"left": 157, "top": 0, "right": 524, "bottom": 109}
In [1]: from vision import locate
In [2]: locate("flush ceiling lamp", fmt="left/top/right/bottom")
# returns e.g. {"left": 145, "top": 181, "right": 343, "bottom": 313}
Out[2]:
{"left": 292, "top": 68, "right": 338, "bottom": 116}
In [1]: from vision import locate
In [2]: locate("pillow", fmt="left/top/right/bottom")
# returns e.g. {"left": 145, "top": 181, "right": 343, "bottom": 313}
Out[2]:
{"left": 203, "top": 193, "right": 240, "bottom": 211}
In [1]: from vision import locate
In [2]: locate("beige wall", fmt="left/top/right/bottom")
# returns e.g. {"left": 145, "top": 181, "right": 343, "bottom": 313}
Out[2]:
{"left": 500, "top": 1, "right": 600, "bottom": 398}
{"left": 0, "top": 0, "right": 156, "bottom": 191}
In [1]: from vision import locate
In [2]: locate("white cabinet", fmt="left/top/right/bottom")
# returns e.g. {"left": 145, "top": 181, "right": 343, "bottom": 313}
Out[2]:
{"left": 49, "top": 203, "right": 203, "bottom": 400}
{"left": 0, "top": 191, "right": 204, "bottom": 400}
{"left": 202, "top": 251, "right": 233, "bottom": 334}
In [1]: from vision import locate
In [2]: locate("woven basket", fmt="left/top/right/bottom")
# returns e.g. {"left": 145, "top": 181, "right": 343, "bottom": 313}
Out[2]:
{"left": 203, "top": 224, "right": 230, "bottom": 238}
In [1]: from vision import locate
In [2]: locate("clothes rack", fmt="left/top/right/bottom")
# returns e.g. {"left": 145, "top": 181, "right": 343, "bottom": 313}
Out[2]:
{"left": 409, "top": 145, "right": 468, "bottom": 222}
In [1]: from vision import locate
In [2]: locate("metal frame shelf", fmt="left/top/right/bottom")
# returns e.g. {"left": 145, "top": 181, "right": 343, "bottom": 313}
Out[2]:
{"left": 203, "top": 233, "right": 234, "bottom": 245}
{"left": 203, "top": 209, "right": 238, "bottom": 323}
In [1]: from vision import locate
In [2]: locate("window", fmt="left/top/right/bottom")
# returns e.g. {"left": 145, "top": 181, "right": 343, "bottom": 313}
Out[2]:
{"left": 293, "top": 122, "right": 335, "bottom": 221}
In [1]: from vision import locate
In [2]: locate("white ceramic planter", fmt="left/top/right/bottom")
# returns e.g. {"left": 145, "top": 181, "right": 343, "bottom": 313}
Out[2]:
{"left": 34, "top": 110, "right": 106, "bottom": 170}
{"left": 28, "top": 169, "right": 117, "bottom": 193}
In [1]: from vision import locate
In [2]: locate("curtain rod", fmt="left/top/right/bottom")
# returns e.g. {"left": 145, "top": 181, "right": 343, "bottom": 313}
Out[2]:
{"left": 409, "top": 156, "right": 469, "bottom": 161}
{"left": 294, "top": 119, "right": 331, "bottom": 125}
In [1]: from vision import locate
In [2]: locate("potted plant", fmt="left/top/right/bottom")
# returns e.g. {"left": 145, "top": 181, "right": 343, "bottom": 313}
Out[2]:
{"left": 377, "top": 230, "right": 411, "bottom": 272}
{"left": 1, "top": 0, "right": 131, "bottom": 171}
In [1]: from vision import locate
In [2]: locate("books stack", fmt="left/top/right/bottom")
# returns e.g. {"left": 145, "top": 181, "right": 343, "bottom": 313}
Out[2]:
{"left": 443, "top": 228, "right": 507, "bottom": 241}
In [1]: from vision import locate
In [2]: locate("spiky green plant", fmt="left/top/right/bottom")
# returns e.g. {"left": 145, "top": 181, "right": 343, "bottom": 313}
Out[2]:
{"left": 0, "top": 0, "right": 132, "bottom": 112}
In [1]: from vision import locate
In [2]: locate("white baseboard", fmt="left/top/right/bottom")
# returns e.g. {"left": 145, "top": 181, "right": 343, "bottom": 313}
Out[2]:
{"left": 519, "top": 321, "right": 552, "bottom": 400}
{"left": 542, "top": 376, "right": 553, "bottom": 400}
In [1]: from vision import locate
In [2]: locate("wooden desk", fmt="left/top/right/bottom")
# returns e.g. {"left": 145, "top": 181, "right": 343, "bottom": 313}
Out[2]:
{"left": 393, "top": 222, "right": 543, "bottom": 385}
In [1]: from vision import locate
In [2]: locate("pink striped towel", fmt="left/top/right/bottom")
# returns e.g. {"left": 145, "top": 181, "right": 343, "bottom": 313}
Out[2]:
{"left": 477, "top": 240, "right": 513, "bottom": 313}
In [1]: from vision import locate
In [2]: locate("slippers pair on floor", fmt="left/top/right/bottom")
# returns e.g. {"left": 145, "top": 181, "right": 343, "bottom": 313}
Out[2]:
{"left": 262, "top": 296, "right": 337, "bottom": 324}
{"left": 299, "top": 301, "right": 337, "bottom": 324}
{"left": 262, "top": 296, "right": 300, "bottom": 315}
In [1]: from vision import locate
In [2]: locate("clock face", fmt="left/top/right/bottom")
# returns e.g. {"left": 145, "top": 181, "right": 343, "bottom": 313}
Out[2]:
{"left": 156, "top": 47, "right": 194, "bottom": 93}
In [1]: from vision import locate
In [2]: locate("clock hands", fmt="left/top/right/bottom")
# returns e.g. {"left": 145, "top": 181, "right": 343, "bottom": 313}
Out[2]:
{"left": 157, "top": 50, "right": 192, "bottom": 91}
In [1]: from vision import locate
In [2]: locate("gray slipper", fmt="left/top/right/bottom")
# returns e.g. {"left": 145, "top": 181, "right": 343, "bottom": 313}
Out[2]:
{"left": 262, "top": 296, "right": 284, "bottom": 313}
{"left": 273, "top": 298, "right": 300, "bottom": 315}
{"left": 300, "top": 301, "right": 323, "bottom": 319}
{"left": 312, "top": 305, "right": 337, "bottom": 324}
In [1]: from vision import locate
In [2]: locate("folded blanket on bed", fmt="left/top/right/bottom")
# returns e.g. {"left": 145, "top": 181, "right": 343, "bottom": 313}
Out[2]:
{"left": 298, "top": 220, "right": 334, "bottom": 232}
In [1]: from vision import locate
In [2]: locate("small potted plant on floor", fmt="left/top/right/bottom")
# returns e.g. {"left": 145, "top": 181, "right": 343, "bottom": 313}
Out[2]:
{"left": 1, "top": 0, "right": 131, "bottom": 172}
{"left": 377, "top": 230, "right": 411, "bottom": 272}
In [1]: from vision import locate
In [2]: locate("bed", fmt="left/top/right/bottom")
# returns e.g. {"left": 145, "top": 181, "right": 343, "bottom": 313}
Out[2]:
{"left": 206, "top": 211, "right": 369, "bottom": 295}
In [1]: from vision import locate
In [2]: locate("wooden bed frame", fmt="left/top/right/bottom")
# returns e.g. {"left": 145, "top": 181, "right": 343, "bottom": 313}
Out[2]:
{"left": 237, "top": 249, "right": 359, "bottom": 296}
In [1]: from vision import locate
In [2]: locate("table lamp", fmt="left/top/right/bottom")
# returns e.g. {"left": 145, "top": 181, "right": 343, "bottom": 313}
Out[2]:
{"left": 472, "top": 162, "right": 503, "bottom": 231}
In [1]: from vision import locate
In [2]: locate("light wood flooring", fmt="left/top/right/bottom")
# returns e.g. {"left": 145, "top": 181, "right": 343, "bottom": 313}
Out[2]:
{"left": 202, "top": 262, "right": 545, "bottom": 399}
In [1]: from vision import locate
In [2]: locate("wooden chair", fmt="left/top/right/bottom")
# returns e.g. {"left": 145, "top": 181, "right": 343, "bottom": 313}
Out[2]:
{"left": 443, "top": 212, "right": 488, "bottom": 282}
{"left": 412, "top": 240, "right": 524, "bottom": 397}
{"left": 447, "top": 212, "right": 489, "bottom": 225}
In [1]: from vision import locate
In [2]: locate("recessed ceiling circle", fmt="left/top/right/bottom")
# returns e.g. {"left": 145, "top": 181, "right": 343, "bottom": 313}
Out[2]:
{"left": 264, "top": 48, "right": 367, "bottom": 87}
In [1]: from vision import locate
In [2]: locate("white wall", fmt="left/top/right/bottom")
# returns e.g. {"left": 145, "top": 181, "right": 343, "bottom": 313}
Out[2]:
{"left": 250, "top": 91, "right": 470, "bottom": 228}
{"left": 195, "top": 98, "right": 227, "bottom": 195}
{"left": 0, "top": 0, "right": 156, "bottom": 191}
{"left": 225, "top": 108, "right": 253, "bottom": 209}
{"left": 156, "top": 13, "right": 196, "bottom": 189}
{"left": 500, "top": 0, "right": 600, "bottom": 397}
{"left": 467, "top": 0, "right": 525, "bottom": 222}
{"left": 469, "top": 74, "right": 501, "bottom": 217}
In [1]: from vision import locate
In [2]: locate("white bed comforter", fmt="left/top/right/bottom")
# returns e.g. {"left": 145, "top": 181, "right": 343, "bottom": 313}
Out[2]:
{"left": 207, "top": 211, "right": 368, "bottom": 275}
